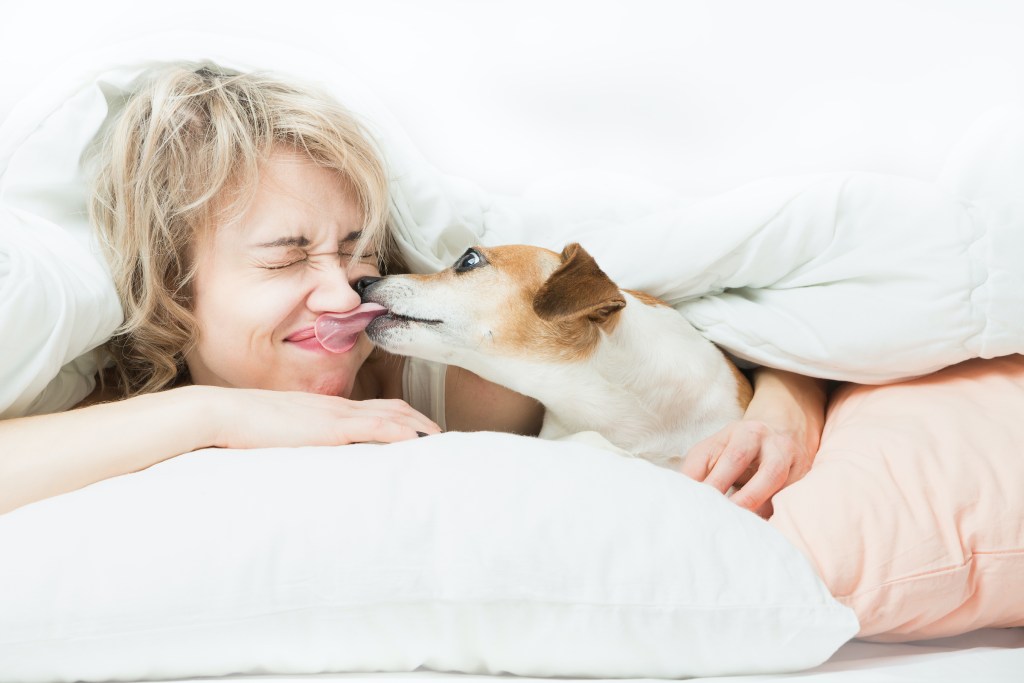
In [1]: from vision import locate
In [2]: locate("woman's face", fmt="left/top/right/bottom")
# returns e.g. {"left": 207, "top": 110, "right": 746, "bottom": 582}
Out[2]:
{"left": 186, "top": 149, "right": 381, "bottom": 397}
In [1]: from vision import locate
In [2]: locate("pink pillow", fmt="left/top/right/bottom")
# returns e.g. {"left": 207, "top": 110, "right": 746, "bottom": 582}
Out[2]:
{"left": 770, "top": 355, "right": 1024, "bottom": 641}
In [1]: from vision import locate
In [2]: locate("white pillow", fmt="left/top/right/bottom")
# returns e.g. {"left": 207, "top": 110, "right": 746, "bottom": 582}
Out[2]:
{"left": 0, "top": 432, "right": 857, "bottom": 682}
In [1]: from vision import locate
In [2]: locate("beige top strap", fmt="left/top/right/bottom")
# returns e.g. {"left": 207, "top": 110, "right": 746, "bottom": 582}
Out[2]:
{"left": 401, "top": 356, "right": 448, "bottom": 431}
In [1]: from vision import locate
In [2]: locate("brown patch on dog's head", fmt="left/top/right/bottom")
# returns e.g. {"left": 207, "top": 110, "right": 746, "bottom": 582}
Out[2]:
{"left": 492, "top": 243, "right": 626, "bottom": 363}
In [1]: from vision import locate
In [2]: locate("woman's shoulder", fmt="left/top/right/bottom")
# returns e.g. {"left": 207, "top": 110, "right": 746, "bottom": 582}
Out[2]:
{"left": 443, "top": 365, "right": 544, "bottom": 435}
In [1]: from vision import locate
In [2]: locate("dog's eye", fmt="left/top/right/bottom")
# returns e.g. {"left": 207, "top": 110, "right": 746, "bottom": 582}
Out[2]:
{"left": 453, "top": 248, "right": 487, "bottom": 273}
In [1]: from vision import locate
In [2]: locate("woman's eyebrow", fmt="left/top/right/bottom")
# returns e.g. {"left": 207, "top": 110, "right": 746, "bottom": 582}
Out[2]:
{"left": 340, "top": 230, "right": 363, "bottom": 246}
{"left": 254, "top": 231, "right": 363, "bottom": 249}
{"left": 254, "top": 236, "right": 311, "bottom": 248}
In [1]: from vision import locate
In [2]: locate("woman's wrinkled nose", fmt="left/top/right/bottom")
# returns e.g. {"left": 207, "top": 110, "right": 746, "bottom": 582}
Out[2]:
{"left": 307, "top": 269, "right": 362, "bottom": 313}
{"left": 355, "top": 276, "right": 382, "bottom": 298}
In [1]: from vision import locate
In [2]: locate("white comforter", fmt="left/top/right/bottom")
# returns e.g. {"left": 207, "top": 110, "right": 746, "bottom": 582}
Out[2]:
{"left": 1, "top": 33, "right": 1022, "bottom": 417}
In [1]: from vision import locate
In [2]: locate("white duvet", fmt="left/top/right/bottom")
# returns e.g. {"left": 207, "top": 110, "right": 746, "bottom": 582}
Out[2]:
{"left": 1, "top": 32, "right": 1022, "bottom": 418}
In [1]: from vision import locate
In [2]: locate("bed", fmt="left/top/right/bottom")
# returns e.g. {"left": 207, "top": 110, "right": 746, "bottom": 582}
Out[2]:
{"left": 1, "top": 3, "right": 1023, "bottom": 681}
{"left": 156, "top": 630, "right": 1024, "bottom": 682}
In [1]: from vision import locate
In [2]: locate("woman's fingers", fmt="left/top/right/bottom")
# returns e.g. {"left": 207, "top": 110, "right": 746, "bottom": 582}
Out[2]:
{"left": 680, "top": 420, "right": 812, "bottom": 518}
{"left": 312, "top": 406, "right": 441, "bottom": 445}
{"left": 729, "top": 435, "right": 793, "bottom": 513}
{"left": 364, "top": 399, "right": 443, "bottom": 433}
{"left": 701, "top": 424, "right": 764, "bottom": 494}
{"left": 329, "top": 415, "right": 427, "bottom": 444}
{"left": 678, "top": 433, "right": 724, "bottom": 481}
{"left": 285, "top": 393, "right": 441, "bottom": 435}
{"left": 215, "top": 388, "right": 441, "bottom": 449}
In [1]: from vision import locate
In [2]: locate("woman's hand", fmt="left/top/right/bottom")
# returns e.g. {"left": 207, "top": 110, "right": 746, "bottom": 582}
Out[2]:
{"left": 678, "top": 368, "right": 828, "bottom": 517}
{"left": 0, "top": 384, "right": 442, "bottom": 516}
{"left": 202, "top": 386, "right": 442, "bottom": 450}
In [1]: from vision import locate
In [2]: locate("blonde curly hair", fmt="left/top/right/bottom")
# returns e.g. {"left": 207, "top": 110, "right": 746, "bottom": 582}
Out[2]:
{"left": 90, "top": 62, "right": 394, "bottom": 397}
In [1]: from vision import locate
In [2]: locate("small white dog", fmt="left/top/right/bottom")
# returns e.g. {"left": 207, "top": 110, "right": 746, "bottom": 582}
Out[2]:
{"left": 359, "top": 243, "right": 752, "bottom": 466}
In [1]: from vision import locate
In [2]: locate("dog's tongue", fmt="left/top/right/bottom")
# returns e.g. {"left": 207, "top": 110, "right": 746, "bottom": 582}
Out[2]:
{"left": 315, "top": 303, "right": 388, "bottom": 353}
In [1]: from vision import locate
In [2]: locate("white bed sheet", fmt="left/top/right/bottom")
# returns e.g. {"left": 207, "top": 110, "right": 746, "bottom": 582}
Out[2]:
{"left": 156, "top": 630, "right": 1024, "bottom": 683}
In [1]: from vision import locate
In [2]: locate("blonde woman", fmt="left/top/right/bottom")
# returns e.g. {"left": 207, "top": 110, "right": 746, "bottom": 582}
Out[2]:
{"left": 0, "top": 63, "right": 826, "bottom": 516}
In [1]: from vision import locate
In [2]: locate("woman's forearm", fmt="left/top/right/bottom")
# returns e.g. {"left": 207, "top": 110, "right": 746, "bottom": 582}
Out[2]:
{"left": 0, "top": 382, "right": 444, "bottom": 516}
{"left": 0, "top": 385, "right": 219, "bottom": 516}
{"left": 746, "top": 367, "right": 829, "bottom": 457}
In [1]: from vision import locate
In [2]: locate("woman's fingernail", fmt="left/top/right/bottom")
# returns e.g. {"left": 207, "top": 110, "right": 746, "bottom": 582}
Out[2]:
{"left": 416, "top": 431, "right": 428, "bottom": 438}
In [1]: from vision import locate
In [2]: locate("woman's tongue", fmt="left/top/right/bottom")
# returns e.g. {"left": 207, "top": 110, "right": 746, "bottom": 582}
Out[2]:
{"left": 314, "top": 303, "right": 388, "bottom": 353}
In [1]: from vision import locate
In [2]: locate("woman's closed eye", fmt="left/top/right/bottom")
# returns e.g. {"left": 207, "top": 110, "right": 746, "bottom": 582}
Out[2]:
{"left": 255, "top": 249, "right": 308, "bottom": 270}
{"left": 252, "top": 229, "right": 375, "bottom": 266}
{"left": 341, "top": 246, "right": 381, "bottom": 269}
{"left": 258, "top": 250, "right": 377, "bottom": 273}
{"left": 260, "top": 258, "right": 306, "bottom": 270}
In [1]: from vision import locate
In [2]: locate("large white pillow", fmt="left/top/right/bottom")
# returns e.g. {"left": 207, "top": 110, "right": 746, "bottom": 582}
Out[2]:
{"left": 0, "top": 432, "right": 857, "bottom": 682}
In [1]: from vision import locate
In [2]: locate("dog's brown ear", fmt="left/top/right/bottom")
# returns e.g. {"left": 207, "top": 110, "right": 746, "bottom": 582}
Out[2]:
{"left": 533, "top": 243, "right": 626, "bottom": 324}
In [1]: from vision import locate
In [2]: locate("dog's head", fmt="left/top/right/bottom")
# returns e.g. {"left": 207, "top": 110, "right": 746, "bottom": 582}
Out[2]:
{"left": 360, "top": 243, "right": 626, "bottom": 363}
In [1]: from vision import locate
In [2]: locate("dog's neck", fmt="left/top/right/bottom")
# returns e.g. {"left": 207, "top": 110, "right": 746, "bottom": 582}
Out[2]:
{"left": 449, "top": 293, "right": 744, "bottom": 458}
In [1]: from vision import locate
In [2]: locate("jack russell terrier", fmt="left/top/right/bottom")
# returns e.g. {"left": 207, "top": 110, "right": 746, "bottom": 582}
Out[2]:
{"left": 352, "top": 243, "right": 752, "bottom": 467}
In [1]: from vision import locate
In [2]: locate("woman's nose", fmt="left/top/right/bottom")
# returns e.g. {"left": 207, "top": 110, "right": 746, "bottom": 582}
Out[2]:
{"left": 307, "top": 270, "right": 362, "bottom": 313}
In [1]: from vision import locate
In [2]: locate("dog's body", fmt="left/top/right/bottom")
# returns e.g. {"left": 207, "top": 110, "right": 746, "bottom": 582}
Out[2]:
{"left": 361, "top": 243, "right": 752, "bottom": 466}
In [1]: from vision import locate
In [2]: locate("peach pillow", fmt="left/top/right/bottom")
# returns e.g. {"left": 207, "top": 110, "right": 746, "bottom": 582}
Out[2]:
{"left": 770, "top": 355, "right": 1024, "bottom": 641}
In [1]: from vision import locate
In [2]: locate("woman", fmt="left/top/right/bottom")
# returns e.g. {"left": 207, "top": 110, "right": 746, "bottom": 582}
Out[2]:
{"left": 0, "top": 63, "right": 827, "bottom": 517}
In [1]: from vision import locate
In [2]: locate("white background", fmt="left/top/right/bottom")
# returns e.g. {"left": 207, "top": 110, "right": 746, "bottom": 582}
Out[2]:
{"left": 2, "top": 0, "right": 1023, "bottom": 196}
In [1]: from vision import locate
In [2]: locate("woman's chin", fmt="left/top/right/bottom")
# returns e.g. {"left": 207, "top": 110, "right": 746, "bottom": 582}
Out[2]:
{"left": 281, "top": 371, "right": 356, "bottom": 397}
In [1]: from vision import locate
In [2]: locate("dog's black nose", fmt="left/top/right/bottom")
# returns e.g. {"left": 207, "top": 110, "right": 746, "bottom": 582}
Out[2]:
{"left": 355, "top": 276, "right": 382, "bottom": 298}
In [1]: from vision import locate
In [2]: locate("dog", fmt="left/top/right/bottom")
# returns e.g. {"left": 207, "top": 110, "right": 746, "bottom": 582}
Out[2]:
{"left": 358, "top": 243, "right": 752, "bottom": 466}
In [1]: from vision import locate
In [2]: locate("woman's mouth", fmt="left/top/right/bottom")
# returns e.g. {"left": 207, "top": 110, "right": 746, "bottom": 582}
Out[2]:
{"left": 314, "top": 304, "right": 389, "bottom": 353}
{"left": 285, "top": 328, "right": 334, "bottom": 354}
{"left": 286, "top": 328, "right": 317, "bottom": 343}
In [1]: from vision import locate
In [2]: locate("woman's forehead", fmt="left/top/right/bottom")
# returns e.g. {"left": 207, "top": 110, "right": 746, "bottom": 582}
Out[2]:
{"left": 215, "top": 153, "right": 367, "bottom": 245}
